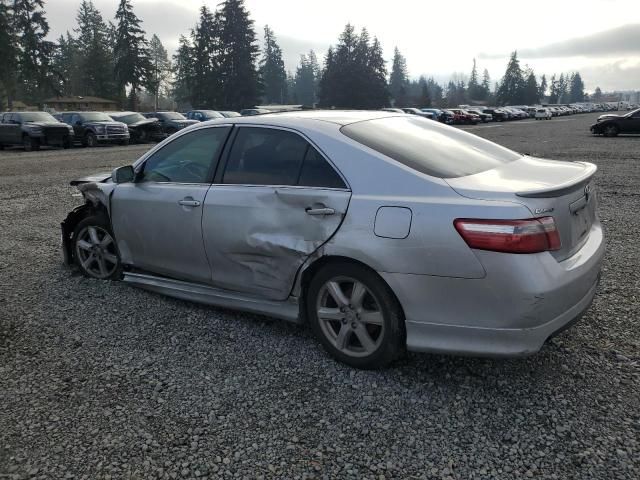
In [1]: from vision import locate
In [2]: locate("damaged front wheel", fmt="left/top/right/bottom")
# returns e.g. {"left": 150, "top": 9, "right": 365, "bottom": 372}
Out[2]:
{"left": 72, "top": 215, "right": 122, "bottom": 280}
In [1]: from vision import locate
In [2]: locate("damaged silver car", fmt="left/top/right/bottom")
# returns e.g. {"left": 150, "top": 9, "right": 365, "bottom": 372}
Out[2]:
{"left": 61, "top": 111, "right": 604, "bottom": 368}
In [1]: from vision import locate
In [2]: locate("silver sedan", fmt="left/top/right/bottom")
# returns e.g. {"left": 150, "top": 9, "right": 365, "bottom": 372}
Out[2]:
{"left": 61, "top": 111, "right": 604, "bottom": 368}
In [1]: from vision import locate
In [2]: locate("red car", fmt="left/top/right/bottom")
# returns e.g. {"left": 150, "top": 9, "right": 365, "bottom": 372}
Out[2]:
{"left": 448, "top": 108, "right": 480, "bottom": 125}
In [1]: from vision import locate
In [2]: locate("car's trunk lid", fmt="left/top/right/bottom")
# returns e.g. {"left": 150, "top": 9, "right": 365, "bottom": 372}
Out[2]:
{"left": 445, "top": 156, "right": 598, "bottom": 261}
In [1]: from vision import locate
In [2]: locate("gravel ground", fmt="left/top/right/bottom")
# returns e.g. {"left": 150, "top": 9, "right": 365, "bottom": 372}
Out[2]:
{"left": 0, "top": 114, "right": 638, "bottom": 480}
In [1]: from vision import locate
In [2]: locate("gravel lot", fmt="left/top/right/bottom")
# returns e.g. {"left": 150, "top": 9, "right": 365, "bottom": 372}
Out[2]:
{"left": 1, "top": 113, "right": 638, "bottom": 480}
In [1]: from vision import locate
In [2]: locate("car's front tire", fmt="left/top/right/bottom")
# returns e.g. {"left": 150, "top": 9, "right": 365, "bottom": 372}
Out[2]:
{"left": 85, "top": 132, "right": 98, "bottom": 148}
{"left": 72, "top": 214, "right": 122, "bottom": 280}
{"left": 23, "top": 136, "right": 40, "bottom": 151}
{"left": 307, "top": 262, "right": 405, "bottom": 369}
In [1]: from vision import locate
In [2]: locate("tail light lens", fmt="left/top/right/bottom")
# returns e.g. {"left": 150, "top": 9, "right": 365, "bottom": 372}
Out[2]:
{"left": 454, "top": 217, "right": 561, "bottom": 254}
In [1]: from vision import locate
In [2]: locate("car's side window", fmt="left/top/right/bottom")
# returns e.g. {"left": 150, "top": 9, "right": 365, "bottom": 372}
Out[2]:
{"left": 71, "top": 114, "right": 80, "bottom": 125}
{"left": 298, "top": 146, "right": 346, "bottom": 189}
{"left": 140, "top": 127, "right": 231, "bottom": 184}
{"left": 223, "top": 127, "right": 308, "bottom": 186}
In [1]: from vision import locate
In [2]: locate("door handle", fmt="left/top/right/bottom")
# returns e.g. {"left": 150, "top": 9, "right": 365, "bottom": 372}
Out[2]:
{"left": 178, "top": 199, "right": 201, "bottom": 207}
{"left": 305, "top": 207, "right": 335, "bottom": 216}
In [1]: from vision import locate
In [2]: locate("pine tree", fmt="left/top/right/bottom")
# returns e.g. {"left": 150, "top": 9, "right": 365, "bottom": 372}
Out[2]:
{"left": 480, "top": 69, "right": 491, "bottom": 101}
{"left": 294, "top": 50, "right": 318, "bottom": 107}
{"left": 538, "top": 74, "right": 547, "bottom": 101}
{"left": 147, "top": 34, "right": 170, "bottom": 110}
{"left": 496, "top": 51, "right": 524, "bottom": 105}
{"left": 548, "top": 74, "right": 559, "bottom": 103}
{"left": 13, "top": 0, "right": 57, "bottom": 104}
{"left": 217, "top": 0, "right": 259, "bottom": 111}
{"left": 467, "top": 59, "right": 481, "bottom": 100}
{"left": 426, "top": 77, "right": 443, "bottom": 106}
{"left": 172, "top": 34, "right": 194, "bottom": 108}
{"left": 523, "top": 70, "right": 539, "bottom": 105}
{"left": 75, "top": 0, "right": 116, "bottom": 99}
{"left": 259, "top": 25, "right": 287, "bottom": 104}
{"left": 0, "top": 1, "right": 17, "bottom": 108}
{"left": 557, "top": 73, "right": 568, "bottom": 103}
{"left": 569, "top": 72, "right": 584, "bottom": 102}
{"left": 51, "top": 32, "right": 79, "bottom": 96}
{"left": 389, "top": 47, "right": 408, "bottom": 106}
{"left": 593, "top": 86, "right": 602, "bottom": 101}
{"left": 418, "top": 76, "right": 431, "bottom": 107}
{"left": 114, "top": 0, "right": 151, "bottom": 109}
{"left": 190, "top": 6, "right": 220, "bottom": 108}
{"left": 318, "top": 24, "right": 389, "bottom": 109}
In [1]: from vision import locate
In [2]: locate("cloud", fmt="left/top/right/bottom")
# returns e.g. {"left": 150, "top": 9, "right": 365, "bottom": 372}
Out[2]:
{"left": 478, "top": 24, "right": 640, "bottom": 59}
{"left": 580, "top": 59, "right": 640, "bottom": 91}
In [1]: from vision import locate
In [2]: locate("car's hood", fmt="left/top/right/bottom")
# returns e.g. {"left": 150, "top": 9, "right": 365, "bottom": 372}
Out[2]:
{"left": 597, "top": 114, "right": 621, "bottom": 122}
{"left": 445, "top": 156, "right": 596, "bottom": 199}
{"left": 169, "top": 119, "right": 199, "bottom": 126}
{"left": 85, "top": 121, "right": 125, "bottom": 127}
{"left": 24, "top": 121, "right": 70, "bottom": 127}
{"left": 126, "top": 119, "right": 159, "bottom": 128}
{"left": 69, "top": 171, "right": 112, "bottom": 186}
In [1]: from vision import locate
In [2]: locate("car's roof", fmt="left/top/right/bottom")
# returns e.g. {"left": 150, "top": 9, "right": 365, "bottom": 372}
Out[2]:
{"left": 210, "top": 110, "right": 405, "bottom": 127}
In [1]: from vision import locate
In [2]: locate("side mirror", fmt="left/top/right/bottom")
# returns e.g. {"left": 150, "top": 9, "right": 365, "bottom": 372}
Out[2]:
{"left": 112, "top": 165, "right": 135, "bottom": 184}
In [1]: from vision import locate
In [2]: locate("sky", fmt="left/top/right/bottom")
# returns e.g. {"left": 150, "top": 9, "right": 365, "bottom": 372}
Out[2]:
{"left": 44, "top": 0, "right": 640, "bottom": 92}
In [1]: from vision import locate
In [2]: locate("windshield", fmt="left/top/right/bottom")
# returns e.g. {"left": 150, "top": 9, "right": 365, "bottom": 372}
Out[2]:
{"left": 19, "top": 112, "right": 57, "bottom": 122}
{"left": 341, "top": 116, "right": 522, "bottom": 178}
{"left": 80, "top": 112, "right": 112, "bottom": 122}
{"left": 113, "top": 113, "right": 147, "bottom": 124}
{"left": 201, "top": 110, "right": 224, "bottom": 119}
{"left": 158, "top": 112, "right": 186, "bottom": 120}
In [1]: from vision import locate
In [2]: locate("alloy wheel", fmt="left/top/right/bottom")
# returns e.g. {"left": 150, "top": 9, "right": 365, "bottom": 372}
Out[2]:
{"left": 316, "top": 276, "right": 385, "bottom": 358}
{"left": 75, "top": 225, "right": 119, "bottom": 279}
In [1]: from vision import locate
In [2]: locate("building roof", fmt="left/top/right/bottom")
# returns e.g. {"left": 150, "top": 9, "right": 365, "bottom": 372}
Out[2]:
{"left": 45, "top": 96, "right": 117, "bottom": 104}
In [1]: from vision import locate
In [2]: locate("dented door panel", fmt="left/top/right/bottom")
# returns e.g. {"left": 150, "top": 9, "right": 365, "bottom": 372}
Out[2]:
{"left": 202, "top": 185, "right": 351, "bottom": 300}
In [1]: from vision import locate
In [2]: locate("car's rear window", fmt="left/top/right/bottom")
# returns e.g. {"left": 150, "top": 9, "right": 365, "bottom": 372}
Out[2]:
{"left": 340, "top": 116, "right": 521, "bottom": 178}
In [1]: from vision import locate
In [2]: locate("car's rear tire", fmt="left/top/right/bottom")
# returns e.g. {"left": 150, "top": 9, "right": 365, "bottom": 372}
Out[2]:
{"left": 603, "top": 125, "right": 619, "bottom": 137}
{"left": 72, "top": 214, "right": 122, "bottom": 280}
{"left": 23, "top": 136, "right": 40, "bottom": 151}
{"left": 307, "top": 262, "right": 405, "bottom": 369}
{"left": 86, "top": 132, "right": 98, "bottom": 148}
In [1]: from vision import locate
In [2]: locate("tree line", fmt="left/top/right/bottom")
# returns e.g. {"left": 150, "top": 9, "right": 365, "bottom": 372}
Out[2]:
{"left": 0, "top": 0, "right": 593, "bottom": 111}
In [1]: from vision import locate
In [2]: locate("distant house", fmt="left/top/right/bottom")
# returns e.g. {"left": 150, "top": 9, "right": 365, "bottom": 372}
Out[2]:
{"left": 44, "top": 96, "right": 118, "bottom": 112}
{"left": 5, "top": 100, "right": 38, "bottom": 111}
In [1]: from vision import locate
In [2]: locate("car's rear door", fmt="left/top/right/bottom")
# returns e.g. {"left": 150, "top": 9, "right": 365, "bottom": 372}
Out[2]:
{"left": 202, "top": 125, "right": 351, "bottom": 301}
{"left": 110, "top": 125, "right": 231, "bottom": 283}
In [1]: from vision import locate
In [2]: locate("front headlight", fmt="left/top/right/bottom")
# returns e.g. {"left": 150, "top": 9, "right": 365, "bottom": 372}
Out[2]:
{"left": 29, "top": 126, "right": 43, "bottom": 134}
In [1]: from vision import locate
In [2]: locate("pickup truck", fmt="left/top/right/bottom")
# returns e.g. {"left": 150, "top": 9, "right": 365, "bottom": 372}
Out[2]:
{"left": 142, "top": 112, "right": 198, "bottom": 136}
{"left": 59, "top": 111, "right": 129, "bottom": 147}
{"left": 0, "top": 111, "right": 74, "bottom": 151}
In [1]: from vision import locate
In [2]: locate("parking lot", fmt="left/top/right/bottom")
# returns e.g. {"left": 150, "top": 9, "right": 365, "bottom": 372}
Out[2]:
{"left": 0, "top": 112, "right": 638, "bottom": 479}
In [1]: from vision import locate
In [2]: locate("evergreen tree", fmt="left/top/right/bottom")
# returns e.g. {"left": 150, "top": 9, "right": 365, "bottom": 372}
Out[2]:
{"left": 569, "top": 72, "right": 584, "bottom": 102}
{"left": 75, "top": 0, "right": 116, "bottom": 99}
{"left": 467, "top": 58, "right": 481, "bottom": 100}
{"left": 172, "top": 34, "right": 194, "bottom": 108}
{"left": 13, "top": 0, "right": 57, "bottom": 104}
{"left": 0, "top": 1, "right": 17, "bottom": 108}
{"left": 114, "top": 0, "right": 151, "bottom": 109}
{"left": 217, "top": 0, "right": 259, "bottom": 111}
{"left": 593, "top": 86, "right": 602, "bottom": 101}
{"left": 318, "top": 24, "right": 389, "bottom": 109}
{"left": 538, "top": 74, "right": 547, "bottom": 100}
{"left": 51, "top": 32, "right": 80, "bottom": 96}
{"left": 190, "top": 6, "right": 220, "bottom": 108}
{"left": 389, "top": 47, "right": 408, "bottom": 106}
{"left": 418, "top": 76, "right": 431, "bottom": 107}
{"left": 548, "top": 74, "right": 559, "bottom": 103}
{"left": 294, "top": 50, "right": 319, "bottom": 106}
{"left": 426, "top": 77, "right": 443, "bottom": 106}
{"left": 480, "top": 69, "right": 491, "bottom": 101}
{"left": 259, "top": 25, "right": 287, "bottom": 104}
{"left": 557, "top": 73, "right": 568, "bottom": 103}
{"left": 523, "top": 70, "right": 539, "bottom": 105}
{"left": 147, "top": 34, "right": 171, "bottom": 110}
{"left": 495, "top": 51, "right": 524, "bottom": 105}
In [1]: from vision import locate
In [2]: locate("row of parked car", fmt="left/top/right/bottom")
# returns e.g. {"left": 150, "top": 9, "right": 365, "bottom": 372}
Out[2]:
{"left": 0, "top": 109, "right": 246, "bottom": 150}
{"left": 386, "top": 103, "right": 620, "bottom": 125}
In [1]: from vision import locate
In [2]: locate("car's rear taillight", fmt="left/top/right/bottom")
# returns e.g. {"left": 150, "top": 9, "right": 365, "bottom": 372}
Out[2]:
{"left": 454, "top": 217, "right": 561, "bottom": 254}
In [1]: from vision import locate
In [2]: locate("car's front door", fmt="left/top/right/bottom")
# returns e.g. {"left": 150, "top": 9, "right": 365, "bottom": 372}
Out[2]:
{"left": 202, "top": 126, "right": 351, "bottom": 301}
{"left": 621, "top": 111, "right": 640, "bottom": 133}
{"left": 111, "top": 126, "right": 231, "bottom": 282}
{"left": 5, "top": 114, "right": 22, "bottom": 144}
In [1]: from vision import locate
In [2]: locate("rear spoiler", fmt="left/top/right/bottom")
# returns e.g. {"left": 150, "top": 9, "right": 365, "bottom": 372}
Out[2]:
{"left": 516, "top": 162, "right": 597, "bottom": 198}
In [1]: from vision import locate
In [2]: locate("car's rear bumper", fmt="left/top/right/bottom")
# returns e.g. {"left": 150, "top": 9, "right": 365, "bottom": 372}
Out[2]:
{"left": 381, "top": 222, "right": 604, "bottom": 357}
